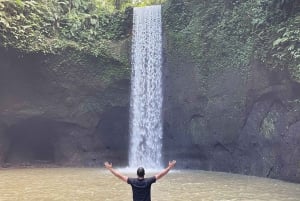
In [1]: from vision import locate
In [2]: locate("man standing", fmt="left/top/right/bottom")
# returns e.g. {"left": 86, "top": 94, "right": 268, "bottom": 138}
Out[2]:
{"left": 104, "top": 160, "right": 176, "bottom": 201}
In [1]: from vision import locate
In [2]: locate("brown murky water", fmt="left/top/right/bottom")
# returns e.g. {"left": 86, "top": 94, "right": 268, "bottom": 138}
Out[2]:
{"left": 0, "top": 168, "right": 299, "bottom": 201}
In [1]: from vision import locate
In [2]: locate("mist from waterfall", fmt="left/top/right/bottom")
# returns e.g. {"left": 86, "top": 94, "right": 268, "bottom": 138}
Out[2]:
{"left": 129, "top": 5, "right": 163, "bottom": 169}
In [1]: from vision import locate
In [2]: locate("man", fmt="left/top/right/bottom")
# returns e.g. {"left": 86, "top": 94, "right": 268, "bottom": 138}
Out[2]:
{"left": 104, "top": 160, "right": 176, "bottom": 201}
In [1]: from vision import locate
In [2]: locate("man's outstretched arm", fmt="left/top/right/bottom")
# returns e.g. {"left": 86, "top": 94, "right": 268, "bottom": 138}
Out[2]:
{"left": 155, "top": 160, "right": 176, "bottom": 180}
{"left": 104, "top": 162, "right": 128, "bottom": 182}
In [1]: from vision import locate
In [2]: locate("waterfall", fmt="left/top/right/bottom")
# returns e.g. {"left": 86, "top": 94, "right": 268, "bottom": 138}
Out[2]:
{"left": 129, "top": 5, "right": 163, "bottom": 169}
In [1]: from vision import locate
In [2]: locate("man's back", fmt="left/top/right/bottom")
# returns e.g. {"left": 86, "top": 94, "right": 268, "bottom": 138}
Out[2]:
{"left": 127, "top": 177, "right": 156, "bottom": 201}
{"left": 104, "top": 160, "right": 176, "bottom": 201}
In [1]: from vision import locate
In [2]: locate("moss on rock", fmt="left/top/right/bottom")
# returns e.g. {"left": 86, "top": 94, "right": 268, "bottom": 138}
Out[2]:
{"left": 260, "top": 111, "right": 279, "bottom": 139}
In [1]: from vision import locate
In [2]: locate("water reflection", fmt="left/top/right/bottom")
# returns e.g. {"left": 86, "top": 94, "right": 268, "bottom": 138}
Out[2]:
{"left": 0, "top": 168, "right": 299, "bottom": 201}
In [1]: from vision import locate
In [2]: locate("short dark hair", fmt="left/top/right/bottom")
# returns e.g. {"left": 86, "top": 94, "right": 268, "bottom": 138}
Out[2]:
{"left": 137, "top": 167, "right": 145, "bottom": 177}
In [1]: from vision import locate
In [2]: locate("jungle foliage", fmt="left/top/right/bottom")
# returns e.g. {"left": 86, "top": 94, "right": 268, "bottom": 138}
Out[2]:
{"left": 164, "top": 0, "right": 300, "bottom": 82}
{"left": 0, "top": 0, "right": 166, "bottom": 57}
{"left": 0, "top": 0, "right": 143, "bottom": 57}
{"left": 1, "top": 0, "right": 299, "bottom": 81}
{"left": 0, "top": 0, "right": 165, "bottom": 87}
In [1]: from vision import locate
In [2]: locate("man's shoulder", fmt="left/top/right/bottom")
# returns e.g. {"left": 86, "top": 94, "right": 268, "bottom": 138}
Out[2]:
{"left": 128, "top": 176, "right": 156, "bottom": 184}
{"left": 146, "top": 176, "right": 156, "bottom": 180}
{"left": 145, "top": 176, "right": 156, "bottom": 183}
{"left": 127, "top": 177, "right": 135, "bottom": 184}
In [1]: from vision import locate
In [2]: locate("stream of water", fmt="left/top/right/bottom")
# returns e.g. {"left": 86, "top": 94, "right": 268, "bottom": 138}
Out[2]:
{"left": 0, "top": 168, "right": 299, "bottom": 201}
{"left": 129, "top": 5, "right": 163, "bottom": 169}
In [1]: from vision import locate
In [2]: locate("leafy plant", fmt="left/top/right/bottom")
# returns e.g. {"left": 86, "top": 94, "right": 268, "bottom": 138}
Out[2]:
{"left": 0, "top": 0, "right": 134, "bottom": 56}
{"left": 164, "top": 0, "right": 300, "bottom": 82}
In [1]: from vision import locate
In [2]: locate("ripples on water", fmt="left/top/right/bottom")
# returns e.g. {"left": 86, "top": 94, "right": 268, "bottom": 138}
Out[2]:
{"left": 0, "top": 168, "right": 299, "bottom": 201}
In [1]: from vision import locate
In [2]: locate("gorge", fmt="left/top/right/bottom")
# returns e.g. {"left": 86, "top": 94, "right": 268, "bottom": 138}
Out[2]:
{"left": 0, "top": 0, "right": 299, "bottom": 183}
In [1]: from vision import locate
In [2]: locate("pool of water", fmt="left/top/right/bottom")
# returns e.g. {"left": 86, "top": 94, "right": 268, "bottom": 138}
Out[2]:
{"left": 0, "top": 168, "right": 299, "bottom": 200}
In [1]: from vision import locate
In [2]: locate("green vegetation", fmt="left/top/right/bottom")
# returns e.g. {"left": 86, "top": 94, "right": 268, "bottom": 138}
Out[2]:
{"left": 0, "top": 0, "right": 165, "bottom": 88}
{"left": 0, "top": 0, "right": 134, "bottom": 57}
{"left": 132, "top": 0, "right": 166, "bottom": 8}
{"left": 0, "top": 0, "right": 166, "bottom": 56}
{"left": 1, "top": 0, "right": 298, "bottom": 81}
{"left": 163, "top": 0, "right": 300, "bottom": 82}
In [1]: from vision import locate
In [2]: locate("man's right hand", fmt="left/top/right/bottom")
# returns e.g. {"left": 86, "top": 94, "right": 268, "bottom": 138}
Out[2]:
{"left": 155, "top": 160, "right": 177, "bottom": 180}
{"left": 168, "top": 160, "right": 176, "bottom": 168}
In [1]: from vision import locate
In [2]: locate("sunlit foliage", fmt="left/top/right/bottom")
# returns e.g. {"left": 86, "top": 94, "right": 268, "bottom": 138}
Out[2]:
{"left": 0, "top": 0, "right": 167, "bottom": 56}
{"left": 0, "top": 0, "right": 132, "bottom": 56}
{"left": 164, "top": 0, "right": 300, "bottom": 82}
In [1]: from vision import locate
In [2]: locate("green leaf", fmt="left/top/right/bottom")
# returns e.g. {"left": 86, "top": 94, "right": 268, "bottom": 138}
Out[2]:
{"left": 273, "top": 37, "right": 289, "bottom": 47}
{"left": 0, "top": 18, "right": 10, "bottom": 27}
{"left": 287, "top": 44, "right": 295, "bottom": 51}
{"left": 90, "top": 18, "right": 97, "bottom": 25}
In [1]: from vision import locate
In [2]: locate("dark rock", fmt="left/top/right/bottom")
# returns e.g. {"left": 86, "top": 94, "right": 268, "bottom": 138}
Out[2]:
{"left": 0, "top": 47, "right": 130, "bottom": 167}
{"left": 163, "top": 37, "right": 300, "bottom": 183}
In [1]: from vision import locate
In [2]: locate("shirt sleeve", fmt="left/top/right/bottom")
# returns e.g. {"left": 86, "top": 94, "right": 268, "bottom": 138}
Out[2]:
{"left": 127, "top": 178, "right": 133, "bottom": 184}
{"left": 148, "top": 176, "right": 156, "bottom": 184}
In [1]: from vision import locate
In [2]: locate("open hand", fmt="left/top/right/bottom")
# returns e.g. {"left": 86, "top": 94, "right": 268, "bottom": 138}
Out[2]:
{"left": 104, "top": 161, "right": 112, "bottom": 169}
{"left": 168, "top": 160, "right": 176, "bottom": 168}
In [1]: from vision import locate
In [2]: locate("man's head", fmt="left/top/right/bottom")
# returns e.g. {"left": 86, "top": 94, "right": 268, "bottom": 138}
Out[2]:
{"left": 137, "top": 167, "right": 145, "bottom": 178}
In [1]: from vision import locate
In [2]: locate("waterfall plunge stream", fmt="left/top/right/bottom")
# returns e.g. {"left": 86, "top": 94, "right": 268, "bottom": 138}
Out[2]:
{"left": 129, "top": 5, "right": 163, "bottom": 169}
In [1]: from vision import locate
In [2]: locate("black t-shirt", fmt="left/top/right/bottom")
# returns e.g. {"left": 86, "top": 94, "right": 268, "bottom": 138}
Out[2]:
{"left": 127, "top": 176, "right": 156, "bottom": 201}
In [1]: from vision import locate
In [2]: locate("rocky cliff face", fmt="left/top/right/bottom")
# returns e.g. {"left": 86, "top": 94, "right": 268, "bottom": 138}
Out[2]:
{"left": 0, "top": 47, "right": 131, "bottom": 167}
{"left": 163, "top": 54, "right": 300, "bottom": 183}
{"left": 162, "top": 0, "right": 300, "bottom": 183}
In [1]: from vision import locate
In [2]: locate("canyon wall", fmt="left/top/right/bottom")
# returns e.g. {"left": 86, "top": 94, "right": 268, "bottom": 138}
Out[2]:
{"left": 0, "top": 47, "right": 130, "bottom": 167}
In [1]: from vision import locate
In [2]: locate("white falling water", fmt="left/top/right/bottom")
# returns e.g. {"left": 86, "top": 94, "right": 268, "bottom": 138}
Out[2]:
{"left": 129, "top": 5, "right": 163, "bottom": 169}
